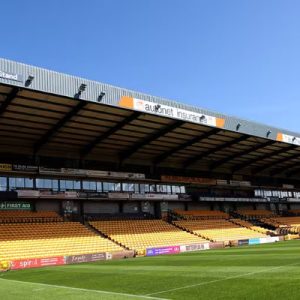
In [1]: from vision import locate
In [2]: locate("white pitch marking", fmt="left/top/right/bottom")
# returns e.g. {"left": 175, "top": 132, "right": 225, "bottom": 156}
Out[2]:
{"left": 0, "top": 278, "right": 169, "bottom": 300}
{"left": 146, "top": 261, "right": 300, "bottom": 296}
{"left": 33, "top": 288, "right": 44, "bottom": 291}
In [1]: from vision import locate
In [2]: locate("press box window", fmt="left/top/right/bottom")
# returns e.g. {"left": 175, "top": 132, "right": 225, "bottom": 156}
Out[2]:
{"left": 60, "top": 180, "right": 81, "bottom": 191}
{"left": 103, "top": 182, "right": 120, "bottom": 192}
{"left": 9, "top": 177, "right": 33, "bottom": 190}
{"left": 36, "top": 178, "right": 59, "bottom": 190}
{"left": 122, "top": 183, "right": 136, "bottom": 192}
{"left": 82, "top": 181, "right": 97, "bottom": 191}
{"left": 96, "top": 182, "right": 102, "bottom": 192}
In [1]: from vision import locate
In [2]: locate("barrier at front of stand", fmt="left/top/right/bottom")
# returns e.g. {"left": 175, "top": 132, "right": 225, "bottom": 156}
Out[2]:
{"left": 11, "top": 256, "right": 65, "bottom": 270}
{"left": 9, "top": 250, "right": 136, "bottom": 270}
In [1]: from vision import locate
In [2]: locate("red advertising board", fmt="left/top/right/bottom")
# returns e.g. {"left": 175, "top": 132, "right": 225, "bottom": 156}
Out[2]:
{"left": 11, "top": 256, "right": 65, "bottom": 270}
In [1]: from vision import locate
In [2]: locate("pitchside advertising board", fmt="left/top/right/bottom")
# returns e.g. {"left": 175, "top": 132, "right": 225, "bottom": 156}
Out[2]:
{"left": 119, "top": 97, "right": 225, "bottom": 128}
{"left": 146, "top": 243, "right": 210, "bottom": 256}
{"left": 5, "top": 251, "right": 135, "bottom": 271}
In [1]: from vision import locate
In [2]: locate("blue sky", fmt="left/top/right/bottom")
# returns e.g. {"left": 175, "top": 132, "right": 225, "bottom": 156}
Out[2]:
{"left": 1, "top": 0, "right": 300, "bottom": 131}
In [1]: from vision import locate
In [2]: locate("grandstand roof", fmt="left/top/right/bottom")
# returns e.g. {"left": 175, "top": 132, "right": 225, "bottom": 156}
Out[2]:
{"left": 1, "top": 57, "right": 300, "bottom": 181}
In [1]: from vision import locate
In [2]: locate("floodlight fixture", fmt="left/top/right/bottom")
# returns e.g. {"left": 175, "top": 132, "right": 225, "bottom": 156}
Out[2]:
{"left": 25, "top": 75, "right": 34, "bottom": 87}
{"left": 97, "top": 91, "right": 106, "bottom": 102}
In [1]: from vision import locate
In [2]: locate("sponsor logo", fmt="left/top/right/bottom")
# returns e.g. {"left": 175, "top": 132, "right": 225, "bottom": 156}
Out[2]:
{"left": 277, "top": 132, "right": 300, "bottom": 146}
{"left": 119, "top": 97, "right": 225, "bottom": 128}
{"left": 64, "top": 253, "right": 107, "bottom": 265}
{"left": 11, "top": 256, "right": 65, "bottom": 270}
{"left": 0, "top": 70, "right": 23, "bottom": 82}
{"left": 146, "top": 246, "right": 180, "bottom": 256}
{"left": 180, "top": 243, "right": 210, "bottom": 253}
{"left": 0, "top": 163, "right": 12, "bottom": 171}
{"left": 238, "top": 239, "right": 249, "bottom": 246}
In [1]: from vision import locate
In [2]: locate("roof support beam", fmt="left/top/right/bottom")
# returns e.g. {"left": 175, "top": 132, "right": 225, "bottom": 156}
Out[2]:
{"left": 153, "top": 128, "right": 222, "bottom": 165}
{"left": 184, "top": 135, "right": 249, "bottom": 169}
{"left": 0, "top": 87, "right": 20, "bottom": 116}
{"left": 119, "top": 120, "right": 184, "bottom": 163}
{"left": 33, "top": 100, "right": 88, "bottom": 154}
{"left": 210, "top": 140, "right": 276, "bottom": 171}
{"left": 80, "top": 111, "right": 142, "bottom": 158}
{"left": 232, "top": 144, "right": 298, "bottom": 173}
{"left": 252, "top": 151, "right": 300, "bottom": 175}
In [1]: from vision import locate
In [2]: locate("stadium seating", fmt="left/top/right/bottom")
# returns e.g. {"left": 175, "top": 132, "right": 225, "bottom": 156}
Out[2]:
{"left": 288, "top": 209, "right": 300, "bottom": 216}
{"left": 0, "top": 222, "right": 124, "bottom": 261}
{"left": 90, "top": 220, "right": 208, "bottom": 255}
{"left": 0, "top": 211, "right": 63, "bottom": 223}
{"left": 173, "top": 219, "right": 269, "bottom": 242}
{"left": 230, "top": 218, "right": 276, "bottom": 235}
{"left": 261, "top": 216, "right": 300, "bottom": 233}
{"left": 235, "top": 209, "right": 277, "bottom": 220}
{"left": 174, "top": 210, "right": 229, "bottom": 219}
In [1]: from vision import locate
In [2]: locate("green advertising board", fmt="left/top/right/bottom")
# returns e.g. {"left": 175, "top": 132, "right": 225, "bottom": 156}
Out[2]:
{"left": 0, "top": 201, "right": 32, "bottom": 210}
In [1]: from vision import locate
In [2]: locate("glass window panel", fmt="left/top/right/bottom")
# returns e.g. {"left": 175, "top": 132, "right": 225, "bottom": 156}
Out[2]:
{"left": 96, "top": 182, "right": 102, "bottom": 192}
{"left": 45, "top": 179, "right": 52, "bottom": 189}
{"left": 108, "top": 183, "right": 114, "bottom": 192}
{"left": 89, "top": 181, "right": 96, "bottom": 191}
{"left": 149, "top": 184, "right": 156, "bottom": 192}
{"left": 82, "top": 181, "right": 89, "bottom": 190}
{"left": 65, "top": 180, "right": 73, "bottom": 190}
{"left": 103, "top": 182, "right": 109, "bottom": 192}
{"left": 25, "top": 178, "right": 33, "bottom": 188}
{"left": 16, "top": 178, "right": 25, "bottom": 188}
{"left": 36, "top": 179, "right": 42, "bottom": 188}
{"left": 0, "top": 177, "right": 6, "bottom": 191}
{"left": 166, "top": 185, "right": 172, "bottom": 194}
{"left": 74, "top": 181, "right": 81, "bottom": 190}
{"left": 60, "top": 180, "right": 66, "bottom": 191}
{"left": 140, "top": 184, "right": 145, "bottom": 194}
{"left": 52, "top": 180, "right": 58, "bottom": 191}
{"left": 134, "top": 184, "right": 139, "bottom": 193}
{"left": 114, "top": 183, "right": 121, "bottom": 191}
{"left": 126, "top": 183, "right": 134, "bottom": 192}
{"left": 144, "top": 184, "right": 149, "bottom": 193}
{"left": 172, "top": 186, "right": 180, "bottom": 194}
{"left": 157, "top": 185, "right": 164, "bottom": 193}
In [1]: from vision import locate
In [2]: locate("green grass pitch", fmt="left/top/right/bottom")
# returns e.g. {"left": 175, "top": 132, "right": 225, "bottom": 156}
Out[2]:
{"left": 0, "top": 240, "right": 299, "bottom": 300}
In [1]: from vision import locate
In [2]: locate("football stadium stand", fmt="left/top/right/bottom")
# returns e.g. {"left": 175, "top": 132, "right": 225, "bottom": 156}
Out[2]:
{"left": 230, "top": 218, "right": 276, "bottom": 235}
{"left": 0, "top": 58, "right": 299, "bottom": 267}
{"left": 90, "top": 220, "right": 208, "bottom": 255}
{"left": 0, "top": 221, "right": 123, "bottom": 261}
{"left": 261, "top": 216, "right": 300, "bottom": 233}
{"left": 0, "top": 211, "right": 63, "bottom": 223}
{"left": 173, "top": 210, "right": 229, "bottom": 219}
{"left": 173, "top": 219, "right": 269, "bottom": 242}
{"left": 288, "top": 209, "right": 300, "bottom": 216}
{"left": 235, "top": 209, "right": 277, "bottom": 220}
